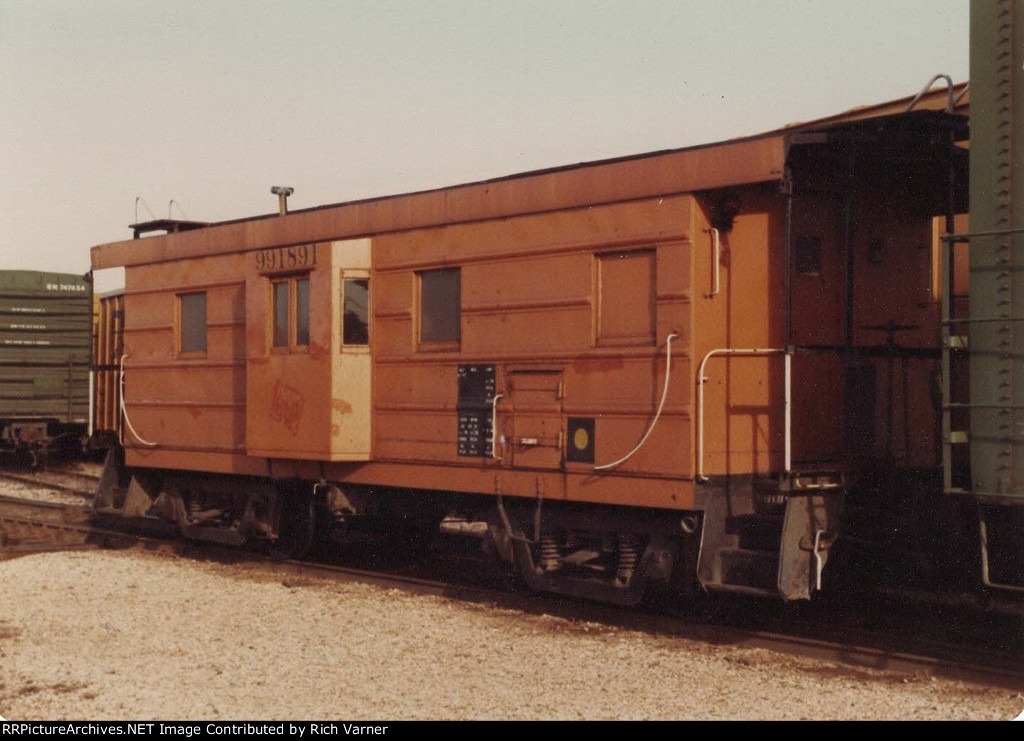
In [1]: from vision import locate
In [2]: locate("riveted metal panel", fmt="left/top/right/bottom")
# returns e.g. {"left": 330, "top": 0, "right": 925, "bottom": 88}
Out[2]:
{"left": 969, "top": 0, "right": 1024, "bottom": 498}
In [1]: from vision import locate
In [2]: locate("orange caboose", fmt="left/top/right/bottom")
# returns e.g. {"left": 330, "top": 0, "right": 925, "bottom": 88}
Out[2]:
{"left": 90, "top": 88, "right": 968, "bottom": 604}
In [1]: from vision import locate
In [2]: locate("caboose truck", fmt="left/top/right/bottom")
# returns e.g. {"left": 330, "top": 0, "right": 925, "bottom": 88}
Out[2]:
{"left": 88, "top": 0, "right": 1023, "bottom": 608}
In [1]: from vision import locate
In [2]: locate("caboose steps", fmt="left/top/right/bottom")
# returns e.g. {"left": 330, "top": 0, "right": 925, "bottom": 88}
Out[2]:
{"left": 710, "top": 511, "right": 785, "bottom": 597}
{"left": 698, "top": 478, "right": 844, "bottom": 601}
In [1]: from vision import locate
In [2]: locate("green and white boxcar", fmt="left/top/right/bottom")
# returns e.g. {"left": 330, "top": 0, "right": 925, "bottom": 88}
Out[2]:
{"left": 0, "top": 270, "right": 92, "bottom": 463}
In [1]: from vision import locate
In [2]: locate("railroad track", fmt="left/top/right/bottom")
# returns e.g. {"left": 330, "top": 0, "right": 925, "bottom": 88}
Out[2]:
{"left": 688, "top": 591, "right": 1024, "bottom": 691}
{"left": 0, "top": 493, "right": 108, "bottom": 557}
{"left": 1, "top": 492, "right": 1020, "bottom": 693}
{"left": 246, "top": 539, "right": 1024, "bottom": 692}
{"left": 0, "top": 464, "right": 100, "bottom": 501}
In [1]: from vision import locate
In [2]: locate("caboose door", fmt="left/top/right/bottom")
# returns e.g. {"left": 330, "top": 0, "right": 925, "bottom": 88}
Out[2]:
{"left": 504, "top": 368, "right": 564, "bottom": 469}
{"left": 244, "top": 239, "right": 372, "bottom": 462}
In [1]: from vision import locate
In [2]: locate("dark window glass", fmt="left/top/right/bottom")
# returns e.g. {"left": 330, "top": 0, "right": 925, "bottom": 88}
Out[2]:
{"left": 796, "top": 235, "right": 822, "bottom": 276}
{"left": 273, "top": 281, "right": 289, "bottom": 347}
{"left": 180, "top": 292, "right": 207, "bottom": 354}
{"left": 343, "top": 278, "right": 369, "bottom": 345}
{"left": 295, "top": 278, "right": 310, "bottom": 346}
{"left": 420, "top": 268, "right": 460, "bottom": 343}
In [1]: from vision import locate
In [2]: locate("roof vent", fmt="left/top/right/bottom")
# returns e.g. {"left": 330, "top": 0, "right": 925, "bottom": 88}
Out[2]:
{"left": 271, "top": 186, "right": 294, "bottom": 215}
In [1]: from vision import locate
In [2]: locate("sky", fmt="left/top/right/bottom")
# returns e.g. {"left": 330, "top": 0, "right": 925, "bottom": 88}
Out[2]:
{"left": 0, "top": 1, "right": 969, "bottom": 292}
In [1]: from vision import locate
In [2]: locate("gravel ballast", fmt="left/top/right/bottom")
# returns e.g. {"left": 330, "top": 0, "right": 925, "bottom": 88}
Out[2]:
{"left": 0, "top": 550, "right": 1021, "bottom": 721}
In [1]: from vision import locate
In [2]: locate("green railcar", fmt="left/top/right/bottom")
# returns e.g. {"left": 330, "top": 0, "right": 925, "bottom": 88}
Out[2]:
{"left": 0, "top": 269, "right": 92, "bottom": 462}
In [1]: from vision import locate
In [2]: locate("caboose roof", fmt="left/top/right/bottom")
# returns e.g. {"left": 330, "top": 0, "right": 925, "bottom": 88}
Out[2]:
{"left": 91, "top": 84, "right": 968, "bottom": 271}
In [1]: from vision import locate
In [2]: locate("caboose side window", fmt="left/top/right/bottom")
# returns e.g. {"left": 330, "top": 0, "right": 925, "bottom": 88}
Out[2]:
{"left": 796, "top": 235, "right": 822, "bottom": 276}
{"left": 419, "top": 268, "right": 460, "bottom": 345}
{"left": 179, "top": 292, "right": 207, "bottom": 354}
{"left": 272, "top": 281, "right": 289, "bottom": 347}
{"left": 343, "top": 278, "right": 369, "bottom": 345}
{"left": 271, "top": 275, "right": 310, "bottom": 350}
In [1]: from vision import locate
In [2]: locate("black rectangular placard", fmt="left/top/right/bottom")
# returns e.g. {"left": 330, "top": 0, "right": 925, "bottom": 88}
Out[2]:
{"left": 457, "top": 365, "right": 496, "bottom": 457}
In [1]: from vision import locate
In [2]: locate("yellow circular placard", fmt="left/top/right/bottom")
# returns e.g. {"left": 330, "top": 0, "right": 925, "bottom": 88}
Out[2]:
{"left": 573, "top": 427, "right": 589, "bottom": 450}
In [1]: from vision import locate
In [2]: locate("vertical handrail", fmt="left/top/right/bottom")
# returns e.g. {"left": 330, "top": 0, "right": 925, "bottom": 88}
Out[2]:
{"left": 88, "top": 369, "right": 95, "bottom": 439}
{"left": 813, "top": 529, "right": 825, "bottom": 591}
{"left": 491, "top": 394, "right": 504, "bottom": 460}
{"left": 940, "top": 229, "right": 956, "bottom": 494}
{"left": 706, "top": 228, "right": 721, "bottom": 297}
{"left": 784, "top": 352, "right": 792, "bottom": 472}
